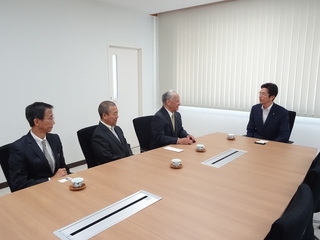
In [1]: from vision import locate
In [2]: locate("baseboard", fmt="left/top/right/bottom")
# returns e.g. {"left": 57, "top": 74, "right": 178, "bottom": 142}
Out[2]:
{"left": 0, "top": 181, "right": 9, "bottom": 190}
{"left": 0, "top": 160, "right": 87, "bottom": 190}
{"left": 67, "top": 160, "right": 87, "bottom": 169}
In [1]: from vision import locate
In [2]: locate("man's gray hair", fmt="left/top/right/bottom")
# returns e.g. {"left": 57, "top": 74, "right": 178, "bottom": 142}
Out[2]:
{"left": 98, "top": 101, "right": 116, "bottom": 118}
{"left": 162, "top": 90, "right": 177, "bottom": 104}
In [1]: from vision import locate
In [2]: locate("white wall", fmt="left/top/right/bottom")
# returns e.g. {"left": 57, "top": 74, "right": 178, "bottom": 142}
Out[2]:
{"left": 0, "top": 0, "right": 155, "bottom": 182}
{"left": 179, "top": 106, "right": 320, "bottom": 152}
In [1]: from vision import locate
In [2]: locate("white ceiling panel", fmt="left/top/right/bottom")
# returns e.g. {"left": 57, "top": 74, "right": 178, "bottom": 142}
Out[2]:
{"left": 95, "top": 0, "right": 227, "bottom": 15}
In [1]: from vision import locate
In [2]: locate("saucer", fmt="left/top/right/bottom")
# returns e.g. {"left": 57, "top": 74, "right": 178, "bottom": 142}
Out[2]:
{"left": 170, "top": 163, "right": 183, "bottom": 169}
{"left": 227, "top": 138, "right": 235, "bottom": 140}
{"left": 196, "top": 149, "right": 206, "bottom": 152}
{"left": 69, "top": 183, "right": 86, "bottom": 191}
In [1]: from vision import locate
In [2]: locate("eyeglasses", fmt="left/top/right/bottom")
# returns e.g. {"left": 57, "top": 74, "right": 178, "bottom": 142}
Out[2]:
{"left": 258, "top": 91, "right": 269, "bottom": 97}
{"left": 42, "top": 116, "right": 55, "bottom": 121}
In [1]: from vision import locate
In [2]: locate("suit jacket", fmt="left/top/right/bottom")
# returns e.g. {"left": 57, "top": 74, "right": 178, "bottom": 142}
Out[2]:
{"left": 246, "top": 103, "right": 290, "bottom": 143}
{"left": 91, "top": 122, "right": 133, "bottom": 165}
{"left": 9, "top": 132, "right": 68, "bottom": 192}
{"left": 151, "top": 106, "right": 189, "bottom": 148}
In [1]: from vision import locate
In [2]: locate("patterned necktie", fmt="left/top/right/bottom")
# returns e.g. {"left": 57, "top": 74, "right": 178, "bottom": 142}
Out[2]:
{"left": 171, "top": 113, "right": 175, "bottom": 131}
{"left": 42, "top": 139, "right": 55, "bottom": 173}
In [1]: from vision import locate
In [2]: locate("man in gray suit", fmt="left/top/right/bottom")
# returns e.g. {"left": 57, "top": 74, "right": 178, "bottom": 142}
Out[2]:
{"left": 91, "top": 101, "right": 133, "bottom": 165}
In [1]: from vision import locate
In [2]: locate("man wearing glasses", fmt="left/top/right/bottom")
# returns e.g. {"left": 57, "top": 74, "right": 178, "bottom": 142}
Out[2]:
{"left": 246, "top": 83, "right": 290, "bottom": 143}
{"left": 9, "top": 102, "right": 69, "bottom": 191}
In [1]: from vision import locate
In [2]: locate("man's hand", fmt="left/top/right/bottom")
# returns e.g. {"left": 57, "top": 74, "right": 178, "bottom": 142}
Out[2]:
{"left": 51, "top": 168, "right": 68, "bottom": 179}
{"left": 187, "top": 135, "right": 196, "bottom": 143}
{"left": 177, "top": 137, "right": 193, "bottom": 145}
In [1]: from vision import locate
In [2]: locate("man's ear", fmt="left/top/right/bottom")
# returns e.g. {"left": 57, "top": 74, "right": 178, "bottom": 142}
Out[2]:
{"left": 33, "top": 118, "right": 40, "bottom": 126}
{"left": 270, "top": 95, "right": 275, "bottom": 101}
{"left": 102, "top": 113, "right": 108, "bottom": 119}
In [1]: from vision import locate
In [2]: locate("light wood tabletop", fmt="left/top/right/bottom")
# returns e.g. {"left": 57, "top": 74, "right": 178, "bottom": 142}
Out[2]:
{"left": 0, "top": 132, "right": 317, "bottom": 239}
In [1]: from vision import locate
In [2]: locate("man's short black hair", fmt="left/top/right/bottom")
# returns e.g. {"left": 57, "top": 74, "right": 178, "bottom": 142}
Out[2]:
{"left": 261, "top": 83, "right": 278, "bottom": 98}
{"left": 25, "top": 102, "right": 53, "bottom": 127}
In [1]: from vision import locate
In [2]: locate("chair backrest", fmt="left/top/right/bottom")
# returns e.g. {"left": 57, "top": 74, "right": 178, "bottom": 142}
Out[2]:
{"left": 0, "top": 143, "right": 13, "bottom": 192}
{"left": 303, "top": 165, "right": 320, "bottom": 212}
{"left": 132, "top": 115, "right": 153, "bottom": 153}
{"left": 264, "top": 184, "right": 313, "bottom": 240}
{"left": 307, "top": 152, "right": 320, "bottom": 172}
{"left": 303, "top": 153, "right": 320, "bottom": 213}
{"left": 77, "top": 125, "right": 98, "bottom": 168}
{"left": 287, "top": 111, "right": 296, "bottom": 143}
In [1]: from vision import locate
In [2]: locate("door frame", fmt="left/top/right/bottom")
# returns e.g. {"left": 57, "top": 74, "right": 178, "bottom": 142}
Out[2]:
{"left": 108, "top": 45, "right": 143, "bottom": 116}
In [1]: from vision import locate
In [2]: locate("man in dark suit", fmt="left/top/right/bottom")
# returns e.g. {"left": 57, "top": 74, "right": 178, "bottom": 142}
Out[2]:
{"left": 246, "top": 83, "right": 290, "bottom": 143}
{"left": 151, "top": 90, "right": 196, "bottom": 148}
{"left": 91, "top": 101, "right": 133, "bottom": 165}
{"left": 9, "top": 102, "right": 69, "bottom": 192}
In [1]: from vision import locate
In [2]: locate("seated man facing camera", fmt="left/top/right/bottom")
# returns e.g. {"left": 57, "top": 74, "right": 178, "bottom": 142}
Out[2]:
{"left": 9, "top": 102, "right": 69, "bottom": 192}
{"left": 246, "top": 83, "right": 290, "bottom": 143}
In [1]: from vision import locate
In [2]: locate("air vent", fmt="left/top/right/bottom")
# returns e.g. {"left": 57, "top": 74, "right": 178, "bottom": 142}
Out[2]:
{"left": 202, "top": 148, "right": 247, "bottom": 168}
{"left": 54, "top": 190, "right": 161, "bottom": 240}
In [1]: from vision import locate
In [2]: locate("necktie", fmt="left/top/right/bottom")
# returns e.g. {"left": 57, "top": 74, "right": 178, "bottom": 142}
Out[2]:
{"left": 171, "top": 113, "right": 175, "bottom": 131}
{"left": 111, "top": 126, "right": 121, "bottom": 142}
{"left": 42, "top": 139, "right": 55, "bottom": 173}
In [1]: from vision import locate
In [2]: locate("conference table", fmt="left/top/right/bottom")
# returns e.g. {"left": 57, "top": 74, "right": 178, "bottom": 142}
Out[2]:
{"left": 0, "top": 132, "right": 317, "bottom": 239}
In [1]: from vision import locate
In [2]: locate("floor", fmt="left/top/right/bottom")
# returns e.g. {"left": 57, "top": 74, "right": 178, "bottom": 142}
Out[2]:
{"left": 1, "top": 146, "right": 320, "bottom": 238}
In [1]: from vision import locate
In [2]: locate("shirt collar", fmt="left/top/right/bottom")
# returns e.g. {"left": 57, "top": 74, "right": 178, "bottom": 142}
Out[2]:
{"left": 100, "top": 120, "right": 113, "bottom": 130}
{"left": 30, "top": 130, "right": 47, "bottom": 148}
{"left": 261, "top": 103, "right": 273, "bottom": 111}
{"left": 164, "top": 107, "right": 174, "bottom": 117}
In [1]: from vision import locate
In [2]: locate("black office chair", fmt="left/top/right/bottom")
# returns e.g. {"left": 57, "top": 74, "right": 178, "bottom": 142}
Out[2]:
{"left": 303, "top": 165, "right": 320, "bottom": 239}
{"left": 304, "top": 166, "right": 320, "bottom": 208}
{"left": 77, "top": 125, "right": 98, "bottom": 168}
{"left": 132, "top": 115, "right": 153, "bottom": 153}
{"left": 0, "top": 143, "right": 14, "bottom": 192}
{"left": 264, "top": 183, "right": 313, "bottom": 240}
{"left": 306, "top": 152, "right": 320, "bottom": 173}
{"left": 287, "top": 110, "right": 296, "bottom": 144}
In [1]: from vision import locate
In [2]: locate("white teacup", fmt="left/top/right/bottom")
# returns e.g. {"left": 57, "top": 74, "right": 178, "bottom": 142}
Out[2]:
{"left": 227, "top": 133, "right": 235, "bottom": 140}
{"left": 171, "top": 159, "right": 182, "bottom": 167}
{"left": 196, "top": 144, "right": 205, "bottom": 151}
{"left": 71, "top": 177, "right": 84, "bottom": 188}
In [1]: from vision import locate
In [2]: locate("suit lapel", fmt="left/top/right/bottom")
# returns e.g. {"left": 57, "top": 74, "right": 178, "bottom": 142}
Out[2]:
{"left": 47, "top": 134, "right": 59, "bottom": 171}
{"left": 162, "top": 107, "right": 175, "bottom": 136}
{"left": 26, "top": 133, "right": 52, "bottom": 171}
{"left": 263, "top": 104, "right": 276, "bottom": 128}
{"left": 102, "top": 125, "right": 124, "bottom": 150}
{"left": 114, "top": 127, "right": 129, "bottom": 152}
{"left": 256, "top": 106, "right": 263, "bottom": 126}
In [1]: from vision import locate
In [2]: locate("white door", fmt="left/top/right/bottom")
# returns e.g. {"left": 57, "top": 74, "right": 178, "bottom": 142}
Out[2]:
{"left": 108, "top": 45, "right": 141, "bottom": 149}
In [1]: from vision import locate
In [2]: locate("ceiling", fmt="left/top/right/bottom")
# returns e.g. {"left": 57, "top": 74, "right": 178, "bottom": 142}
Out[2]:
{"left": 95, "top": 0, "right": 227, "bottom": 15}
